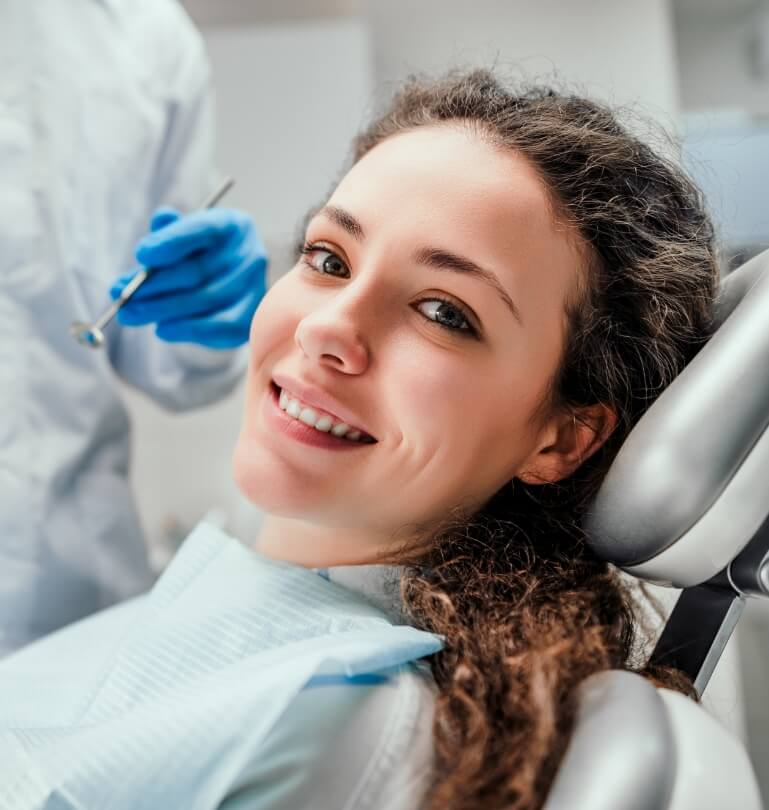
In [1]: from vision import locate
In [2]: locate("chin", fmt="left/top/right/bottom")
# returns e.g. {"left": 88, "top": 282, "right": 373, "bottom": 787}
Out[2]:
{"left": 232, "top": 434, "right": 275, "bottom": 510}
{"left": 231, "top": 433, "right": 320, "bottom": 519}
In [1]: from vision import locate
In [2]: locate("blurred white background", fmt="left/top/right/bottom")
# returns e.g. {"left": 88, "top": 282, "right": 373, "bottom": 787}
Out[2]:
{"left": 116, "top": 0, "right": 769, "bottom": 798}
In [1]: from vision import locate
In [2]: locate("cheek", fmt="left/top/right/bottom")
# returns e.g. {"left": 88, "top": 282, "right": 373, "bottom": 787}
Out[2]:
{"left": 392, "top": 345, "right": 487, "bottom": 453}
{"left": 389, "top": 357, "right": 521, "bottom": 516}
{"left": 248, "top": 275, "right": 299, "bottom": 350}
{"left": 413, "top": 360, "right": 546, "bottom": 485}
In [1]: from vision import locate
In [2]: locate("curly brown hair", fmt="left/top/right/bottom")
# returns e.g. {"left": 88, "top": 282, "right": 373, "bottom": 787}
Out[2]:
{"left": 350, "top": 70, "right": 719, "bottom": 809}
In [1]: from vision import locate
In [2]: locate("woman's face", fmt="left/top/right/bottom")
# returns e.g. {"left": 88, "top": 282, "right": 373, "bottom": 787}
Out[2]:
{"left": 234, "top": 125, "right": 587, "bottom": 558}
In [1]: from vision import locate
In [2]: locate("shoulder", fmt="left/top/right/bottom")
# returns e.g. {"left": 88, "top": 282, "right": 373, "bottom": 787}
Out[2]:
{"left": 222, "top": 663, "right": 437, "bottom": 810}
{"left": 96, "top": 0, "right": 209, "bottom": 87}
{"left": 97, "top": 0, "right": 201, "bottom": 39}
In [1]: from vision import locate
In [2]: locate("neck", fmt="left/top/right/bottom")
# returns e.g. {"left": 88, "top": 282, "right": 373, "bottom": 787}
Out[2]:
{"left": 254, "top": 512, "right": 401, "bottom": 568}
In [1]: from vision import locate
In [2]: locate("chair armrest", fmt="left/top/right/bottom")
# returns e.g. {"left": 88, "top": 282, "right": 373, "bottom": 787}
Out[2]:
{"left": 543, "top": 670, "right": 762, "bottom": 810}
{"left": 659, "top": 687, "right": 763, "bottom": 810}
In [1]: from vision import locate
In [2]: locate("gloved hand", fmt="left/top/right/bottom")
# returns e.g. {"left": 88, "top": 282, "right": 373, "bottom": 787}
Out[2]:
{"left": 110, "top": 207, "right": 268, "bottom": 349}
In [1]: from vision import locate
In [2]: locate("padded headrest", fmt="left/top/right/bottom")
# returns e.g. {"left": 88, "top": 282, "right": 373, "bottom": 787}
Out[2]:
{"left": 584, "top": 250, "right": 769, "bottom": 587}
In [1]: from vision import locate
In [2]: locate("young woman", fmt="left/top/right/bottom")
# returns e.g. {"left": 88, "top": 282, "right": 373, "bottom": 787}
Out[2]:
{"left": 0, "top": 69, "right": 716, "bottom": 810}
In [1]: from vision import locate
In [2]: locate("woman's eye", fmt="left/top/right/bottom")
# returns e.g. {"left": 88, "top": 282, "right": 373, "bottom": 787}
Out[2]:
{"left": 416, "top": 298, "right": 478, "bottom": 338}
{"left": 300, "top": 244, "right": 349, "bottom": 277}
{"left": 300, "top": 242, "right": 479, "bottom": 339}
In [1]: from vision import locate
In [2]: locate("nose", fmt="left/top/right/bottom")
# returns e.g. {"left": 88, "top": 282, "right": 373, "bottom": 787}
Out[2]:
{"left": 294, "top": 292, "right": 371, "bottom": 374}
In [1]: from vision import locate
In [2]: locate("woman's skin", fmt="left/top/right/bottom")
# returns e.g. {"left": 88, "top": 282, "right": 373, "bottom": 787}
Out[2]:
{"left": 233, "top": 125, "right": 616, "bottom": 567}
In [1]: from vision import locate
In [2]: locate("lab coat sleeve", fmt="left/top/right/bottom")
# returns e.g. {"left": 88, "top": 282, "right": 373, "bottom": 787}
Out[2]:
{"left": 107, "top": 7, "right": 247, "bottom": 412}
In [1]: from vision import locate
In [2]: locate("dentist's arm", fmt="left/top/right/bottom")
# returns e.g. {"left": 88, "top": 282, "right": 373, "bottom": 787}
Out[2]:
{"left": 105, "top": 12, "right": 259, "bottom": 412}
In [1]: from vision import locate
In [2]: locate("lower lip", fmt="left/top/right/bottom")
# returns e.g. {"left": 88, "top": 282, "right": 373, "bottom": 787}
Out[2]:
{"left": 262, "top": 383, "right": 376, "bottom": 451}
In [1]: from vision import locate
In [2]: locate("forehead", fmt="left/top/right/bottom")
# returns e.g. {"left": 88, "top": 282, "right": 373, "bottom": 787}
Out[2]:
{"left": 330, "top": 125, "right": 556, "bottom": 250}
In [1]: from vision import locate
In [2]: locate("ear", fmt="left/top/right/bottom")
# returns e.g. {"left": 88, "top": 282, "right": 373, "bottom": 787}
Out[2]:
{"left": 516, "top": 403, "right": 618, "bottom": 485}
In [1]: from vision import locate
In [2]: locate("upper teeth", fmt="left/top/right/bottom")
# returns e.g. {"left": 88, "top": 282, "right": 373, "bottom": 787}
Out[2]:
{"left": 278, "top": 388, "right": 371, "bottom": 442}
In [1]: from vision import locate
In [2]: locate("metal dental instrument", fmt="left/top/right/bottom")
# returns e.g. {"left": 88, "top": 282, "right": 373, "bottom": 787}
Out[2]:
{"left": 69, "top": 176, "right": 235, "bottom": 350}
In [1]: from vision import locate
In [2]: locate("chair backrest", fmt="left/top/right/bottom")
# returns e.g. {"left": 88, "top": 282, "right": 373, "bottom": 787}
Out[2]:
{"left": 543, "top": 251, "right": 769, "bottom": 809}
{"left": 584, "top": 249, "right": 769, "bottom": 590}
{"left": 583, "top": 249, "right": 769, "bottom": 693}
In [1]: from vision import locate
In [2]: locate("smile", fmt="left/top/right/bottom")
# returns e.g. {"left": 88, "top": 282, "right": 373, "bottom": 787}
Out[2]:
{"left": 263, "top": 382, "right": 377, "bottom": 451}
{"left": 277, "top": 387, "right": 376, "bottom": 443}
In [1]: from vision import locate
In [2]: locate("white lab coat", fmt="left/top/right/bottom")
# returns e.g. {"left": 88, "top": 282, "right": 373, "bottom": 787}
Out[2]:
{"left": 0, "top": 0, "right": 246, "bottom": 655}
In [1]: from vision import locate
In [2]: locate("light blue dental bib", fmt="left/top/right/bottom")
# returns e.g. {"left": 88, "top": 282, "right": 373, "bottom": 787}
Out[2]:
{"left": 0, "top": 523, "right": 442, "bottom": 809}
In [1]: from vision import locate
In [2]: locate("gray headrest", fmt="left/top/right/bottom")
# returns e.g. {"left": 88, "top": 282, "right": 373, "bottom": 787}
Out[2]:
{"left": 584, "top": 249, "right": 769, "bottom": 571}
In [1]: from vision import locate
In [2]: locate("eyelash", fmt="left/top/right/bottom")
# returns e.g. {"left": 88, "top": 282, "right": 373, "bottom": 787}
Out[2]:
{"left": 299, "top": 242, "right": 480, "bottom": 339}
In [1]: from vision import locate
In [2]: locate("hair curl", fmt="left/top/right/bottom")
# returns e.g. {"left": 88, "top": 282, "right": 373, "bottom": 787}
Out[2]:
{"left": 351, "top": 70, "right": 718, "bottom": 809}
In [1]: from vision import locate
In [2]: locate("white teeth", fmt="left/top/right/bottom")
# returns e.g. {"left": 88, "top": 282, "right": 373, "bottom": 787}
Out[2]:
{"left": 277, "top": 387, "right": 369, "bottom": 442}
{"left": 313, "top": 415, "right": 334, "bottom": 432}
{"left": 298, "top": 407, "right": 318, "bottom": 426}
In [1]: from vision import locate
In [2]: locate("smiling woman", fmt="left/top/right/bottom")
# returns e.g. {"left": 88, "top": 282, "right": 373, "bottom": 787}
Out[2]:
{"left": 228, "top": 70, "right": 716, "bottom": 809}
{"left": 0, "top": 68, "right": 718, "bottom": 810}
{"left": 234, "top": 122, "right": 598, "bottom": 571}
{"left": 226, "top": 71, "right": 717, "bottom": 810}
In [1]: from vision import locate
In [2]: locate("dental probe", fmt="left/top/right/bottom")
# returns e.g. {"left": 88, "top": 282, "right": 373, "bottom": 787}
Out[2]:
{"left": 69, "top": 176, "right": 235, "bottom": 349}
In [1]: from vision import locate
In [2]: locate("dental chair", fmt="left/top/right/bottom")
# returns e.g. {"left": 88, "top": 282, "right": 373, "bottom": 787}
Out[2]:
{"left": 543, "top": 249, "right": 769, "bottom": 809}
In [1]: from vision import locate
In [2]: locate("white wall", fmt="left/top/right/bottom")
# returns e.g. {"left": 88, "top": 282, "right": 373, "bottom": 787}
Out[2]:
{"left": 676, "top": 3, "right": 769, "bottom": 116}
{"left": 364, "top": 0, "right": 680, "bottom": 125}
{"left": 682, "top": 124, "right": 769, "bottom": 248}
{"left": 203, "top": 19, "right": 372, "bottom": 242}
{"left": 674, "top": 4, "right": 769, "bottom": 251}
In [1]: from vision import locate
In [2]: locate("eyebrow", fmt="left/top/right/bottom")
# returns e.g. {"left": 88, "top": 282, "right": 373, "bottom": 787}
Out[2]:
{"left": 319, "top": 205, "right": 365, "bottom": 241}
{"left": 316, "top": 205, "right": 523, "bottom": 324}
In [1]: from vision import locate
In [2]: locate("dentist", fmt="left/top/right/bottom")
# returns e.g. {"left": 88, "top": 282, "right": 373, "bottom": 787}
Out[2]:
{"left": 0, "top": 0, "right": 266, "bottom": 655}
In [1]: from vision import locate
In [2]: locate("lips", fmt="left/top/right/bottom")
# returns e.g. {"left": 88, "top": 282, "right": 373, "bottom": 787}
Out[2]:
{"left": 270, "top": 373, "right": 377, "bottom": 441}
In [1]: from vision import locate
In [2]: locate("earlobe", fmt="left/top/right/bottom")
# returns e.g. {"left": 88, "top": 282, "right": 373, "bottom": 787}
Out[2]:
{"left": 517, "top": 403, "right": 618, "bottom": 485}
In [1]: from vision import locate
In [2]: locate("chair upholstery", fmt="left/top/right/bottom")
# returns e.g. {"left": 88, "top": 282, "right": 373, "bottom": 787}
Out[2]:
{"left": 584, "top": 249, "right": 769, "bottom": 588}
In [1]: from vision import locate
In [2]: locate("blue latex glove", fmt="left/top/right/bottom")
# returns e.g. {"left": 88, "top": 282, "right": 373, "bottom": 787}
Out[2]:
{"left": 110, "top": 207, "right": 268, "bottom": 349}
